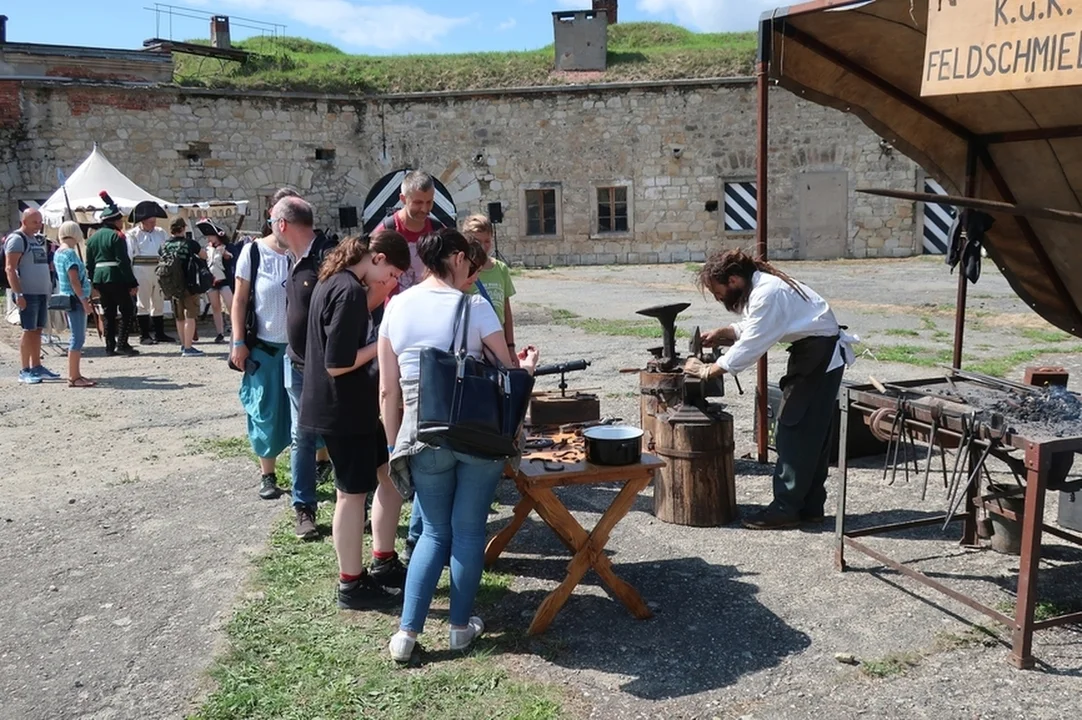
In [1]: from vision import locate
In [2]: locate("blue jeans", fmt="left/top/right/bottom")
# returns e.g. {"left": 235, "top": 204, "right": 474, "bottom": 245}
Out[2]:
{"left": 66, "top": 305, "right": 87, "bottom": 352}
{"left": 284, "top": 358, "right": 324, "bottom": 509}
{"left": 407, "top": 496, "right": 423, "bottom": 545}
{"left": 401, "top": 446, "right": 503, "bottom": 633}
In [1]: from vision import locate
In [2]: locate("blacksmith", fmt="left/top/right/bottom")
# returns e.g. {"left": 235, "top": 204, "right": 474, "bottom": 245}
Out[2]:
{"left": 687, "top": 249, "right": 857, "bottom": 530}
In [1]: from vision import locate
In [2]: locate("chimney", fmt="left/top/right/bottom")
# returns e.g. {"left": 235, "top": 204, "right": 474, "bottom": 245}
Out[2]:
{"left": 0, "top": 16, "right": 8, "bottom": 44}
{"left": 592, "top": 0, "right": 617, "bottom": 24}
{"left": 211, "top": 16, "right": 232, "bottom": 49}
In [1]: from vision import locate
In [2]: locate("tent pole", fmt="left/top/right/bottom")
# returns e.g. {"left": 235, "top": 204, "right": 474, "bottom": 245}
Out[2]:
{"left": 952, "top": 143, "right": 979, "bottom": 369}
{"left": 755, "top": 20, "right": 771, "bottom": 464}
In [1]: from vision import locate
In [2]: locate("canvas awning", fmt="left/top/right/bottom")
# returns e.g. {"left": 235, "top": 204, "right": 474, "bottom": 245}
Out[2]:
{"left": 761, "top": 0, "right": 1082, "bottom": 337}
{"left": 39, "top": 145, "right": 248, "bottom": 227}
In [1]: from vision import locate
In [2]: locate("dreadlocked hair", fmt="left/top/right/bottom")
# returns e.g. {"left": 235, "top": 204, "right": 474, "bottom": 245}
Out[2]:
{"left": 318, "top": 232, "right": 410, "bottom": 281}
{"left": 697, "top": 249, "right": 809, "bottom": 301}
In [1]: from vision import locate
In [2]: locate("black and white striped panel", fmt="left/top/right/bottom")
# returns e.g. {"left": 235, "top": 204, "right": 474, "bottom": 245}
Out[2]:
{"left": 723, "top": 182, "right": 757, "bottom": 232}
{"left": 922, "top": 179, "right": 955, "bottom": 255}
{"left": 361, "top": 168, "right": 456, "bottom": 234}
{"left": 17, "top": 199, "right": 47, "bottom": 212}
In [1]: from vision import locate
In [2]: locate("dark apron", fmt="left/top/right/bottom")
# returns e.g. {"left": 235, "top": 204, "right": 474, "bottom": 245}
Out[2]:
{"left": 777, "top": 334, "right": 840, "bottom": 427}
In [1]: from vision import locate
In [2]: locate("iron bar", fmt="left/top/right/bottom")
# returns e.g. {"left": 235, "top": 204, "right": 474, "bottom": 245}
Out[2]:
{"left": 953, "top": 143, "right": 979, "bottom": 368}
{"left": 1033, "top": 611, "right": 1082, "bottom": 631}
{"left": 845, "top": 514, "right": 965, "bottom": 538}
{"left": 843, "top": 536, "right": 1015, "bottom": 627}
{"left": 981, "top": 125, "right": 1082, "bottom": 144}
{"left": 755, "top": 24, "right": 771, "bottom": 464}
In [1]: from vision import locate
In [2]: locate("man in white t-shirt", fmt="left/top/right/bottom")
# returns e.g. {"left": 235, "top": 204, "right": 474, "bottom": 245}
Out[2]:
{"left": 126, "top": 201, "right": 175, "bottom": 344}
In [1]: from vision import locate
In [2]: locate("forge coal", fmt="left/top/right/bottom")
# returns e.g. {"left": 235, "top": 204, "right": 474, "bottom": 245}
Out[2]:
{"left": 992, "top": 385, "right": 1082, "bottom": 426}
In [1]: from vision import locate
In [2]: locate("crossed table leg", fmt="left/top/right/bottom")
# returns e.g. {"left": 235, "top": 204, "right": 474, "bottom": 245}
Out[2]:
{"left": 485, "top": 468, "right": 655, "bottom": 635}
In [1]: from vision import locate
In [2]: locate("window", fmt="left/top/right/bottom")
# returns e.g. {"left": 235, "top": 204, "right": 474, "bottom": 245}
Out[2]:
{"left": 596, "top": 186, "right": 629, "bottom": 233}
{"left": 315, "top": 148, "right": 336, "bottom": 161}
{"left": 525, "top": 188, "right": 558, "bottom": 236}
{"left": 723, "top": 181, "right": 758, "bottom": 232}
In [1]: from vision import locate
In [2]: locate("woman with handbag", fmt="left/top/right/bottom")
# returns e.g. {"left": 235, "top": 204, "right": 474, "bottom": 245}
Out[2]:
{"left": 379, "top": 229, "right": 539, "bottom": 662}
{"left": 298, "top": 233, "right": 412, "bottom": 610}
{"left": 53, "top": 221, "right": 96, "bottom": 388}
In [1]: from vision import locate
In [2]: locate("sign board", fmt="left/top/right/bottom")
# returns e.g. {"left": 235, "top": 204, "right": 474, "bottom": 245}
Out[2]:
{"left": 922, "top": 0, "right": 1082, "bottom": 95}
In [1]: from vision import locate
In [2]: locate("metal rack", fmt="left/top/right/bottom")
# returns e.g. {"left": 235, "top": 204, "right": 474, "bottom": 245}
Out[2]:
{"left": 835, "top": 376, "right": 1082, "bottom": 668}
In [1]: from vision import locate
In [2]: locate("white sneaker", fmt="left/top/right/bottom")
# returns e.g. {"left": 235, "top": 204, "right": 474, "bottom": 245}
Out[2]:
{"left": 389, "top": 631, "right": 416, "bottom": 663}
{"left": 449, "top": 616, "right": 484, "bottom": 651}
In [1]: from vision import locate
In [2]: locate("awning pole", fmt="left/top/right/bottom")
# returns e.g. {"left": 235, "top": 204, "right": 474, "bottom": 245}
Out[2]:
{"left": 952, "top": 143, "right": 979, "bottom": 368}
{"left": 755, "top": 19, "right": 772, "bottom": 464}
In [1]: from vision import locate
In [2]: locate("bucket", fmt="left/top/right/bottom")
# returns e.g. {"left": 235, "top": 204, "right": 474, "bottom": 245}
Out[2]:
{"left": 986, "top": 484, "right": 1024, "bottom": 555}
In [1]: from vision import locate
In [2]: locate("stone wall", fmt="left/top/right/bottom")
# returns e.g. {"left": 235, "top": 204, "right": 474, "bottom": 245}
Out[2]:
{"left": 1, "top": 78, "right": 920, "bottom": 264}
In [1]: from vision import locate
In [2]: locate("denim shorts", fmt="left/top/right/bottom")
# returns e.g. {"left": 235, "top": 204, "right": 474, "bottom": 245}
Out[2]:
{"left": 18, "top": 294, "right": 48, "bottom": 331}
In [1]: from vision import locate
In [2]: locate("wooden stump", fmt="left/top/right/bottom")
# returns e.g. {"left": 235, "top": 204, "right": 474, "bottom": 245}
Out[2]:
{"left": 652, "top": 410, "right": 736, "bottom": 526}
{"left": 639, "top": 370, "right": 683, "bottom": 453}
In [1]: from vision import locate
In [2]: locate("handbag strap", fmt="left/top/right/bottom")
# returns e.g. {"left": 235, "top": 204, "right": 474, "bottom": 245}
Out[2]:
{"left": 447, "top": 292, "right": 471, "bottom": 356}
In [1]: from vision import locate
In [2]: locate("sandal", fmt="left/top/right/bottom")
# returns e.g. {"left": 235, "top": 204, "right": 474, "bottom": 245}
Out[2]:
{"left": 68, "top": 377, "right": 97, "bottom": 388}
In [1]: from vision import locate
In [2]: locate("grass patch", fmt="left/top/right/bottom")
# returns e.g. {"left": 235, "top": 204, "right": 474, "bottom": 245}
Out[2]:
{"left": 883, "top": 328, "right": 920, "bottom": 338}
{"left": 869, "top": 344, "right": 953, "bottom": 368}
{"left": 995, "top": 599, "right": 1079, "bottom": 623}
{"left": 934, "top": 625, "right": 1000, "bottom": 651}
{"left": 920, "top": 316, "right": 938, "bottom": 332}
{"left": 684, "top": 262, "right": 703, "bottom": 274}
{"left": 191, "top": 436, "right": 253, "bottom": 460}
{"left": 932, "top": 330, "right": 952, "bottom": 342}
{"left": 860, "top": 651, "right": 922, "bottom": 679}
{"left": 192, "top": 459, "right": 562, "bottom": 719}
{"left": 174, "top": 23, "right": 756, "bottom": 93}
{"left": 1019, "top": 328, "right": 1073, "bottom": 343}
{"left": 548, "top": 308, "right": 688, "bottom": 339}
{"left": 964, "top": 344, "right": 1082, "bottom": 378}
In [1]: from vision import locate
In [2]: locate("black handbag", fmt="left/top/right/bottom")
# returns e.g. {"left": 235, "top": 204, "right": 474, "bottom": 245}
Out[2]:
{"left": 416, "top": 294, "right": 534, "bottom": 459}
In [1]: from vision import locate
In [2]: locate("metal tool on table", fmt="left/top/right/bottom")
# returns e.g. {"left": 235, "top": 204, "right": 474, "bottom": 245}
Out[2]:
{"left": 921, "top": 403, "right": 943, "bottom": 501}
{"left": 529, "top": 359, "right": 599, "bottom": 425}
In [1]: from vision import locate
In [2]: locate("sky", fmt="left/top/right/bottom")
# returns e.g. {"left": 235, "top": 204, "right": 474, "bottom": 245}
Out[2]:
{"left": 5, "top": 1, "right": 775, "bottom": 54}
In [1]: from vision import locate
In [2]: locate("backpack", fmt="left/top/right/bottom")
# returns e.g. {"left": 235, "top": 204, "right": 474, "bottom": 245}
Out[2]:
{"left": 380, "top": 214, "right": 445, "bottom": 234}
{"left": 185, "top": 253, "right": 214, "bottom": 295}
{"left": 241, "top": 242, "right": 261, "bottom": 348}
{"left": 156, "top": 240, "right": 188, "bottom": 299}
{"left": 0, "top": 231, "right": 29, "bottom": 291}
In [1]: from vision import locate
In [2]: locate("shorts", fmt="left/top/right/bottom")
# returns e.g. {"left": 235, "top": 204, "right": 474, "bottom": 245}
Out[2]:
{"left": 323, "top": 429, "right": 390, "bottom": 495}
{"left": 211, "top": 278, "right": 230, "bottom": 290}
{"left": 172, "top": 294, "right": 200, "bottom": 322}
{"left": 18, "top": 294, "right": 48, "bottom": 331}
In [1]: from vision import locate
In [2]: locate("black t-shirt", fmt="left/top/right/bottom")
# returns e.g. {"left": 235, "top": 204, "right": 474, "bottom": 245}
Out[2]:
{"left": 286, "top": 233, "right": 336, "bottom": 365}
{"left": 298, "top": 270, "right": 379, "bottom": 436}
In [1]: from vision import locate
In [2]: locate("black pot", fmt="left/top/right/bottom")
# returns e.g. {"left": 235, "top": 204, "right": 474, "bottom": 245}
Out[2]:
{"left": 584, "top": 425, "right": 644, "bottom": 466}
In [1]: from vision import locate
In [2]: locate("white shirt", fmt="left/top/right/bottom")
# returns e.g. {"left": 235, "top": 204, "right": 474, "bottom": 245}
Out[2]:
{"left": 234, "top": 240, "right": 290, "bottom": 344}
{"left": 718, "top": 271, "right": 858, "bottom": 376}
{"left": 126, "top": 226, "right": 169, "bottom": 260}
{"left": 206, "top": 244, "right": 228, "bottom": 281}
{"left": 380, "top": 284, "right": 503, "bottom": 383}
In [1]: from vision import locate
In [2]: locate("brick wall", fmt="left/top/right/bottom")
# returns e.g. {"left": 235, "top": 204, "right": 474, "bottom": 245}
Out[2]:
{"left": 4, "top": 80, "right": 920, "bottom": 263}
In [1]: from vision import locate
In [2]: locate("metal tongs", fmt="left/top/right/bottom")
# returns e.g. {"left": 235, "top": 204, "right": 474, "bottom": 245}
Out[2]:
{"left": 690, "top": 326, "right": 743, "bottom": 394}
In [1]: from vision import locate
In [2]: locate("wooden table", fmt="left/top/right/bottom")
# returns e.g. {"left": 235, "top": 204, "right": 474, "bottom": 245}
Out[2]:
{"left": 484, "top": 452, "right": 665, "bottom": 635}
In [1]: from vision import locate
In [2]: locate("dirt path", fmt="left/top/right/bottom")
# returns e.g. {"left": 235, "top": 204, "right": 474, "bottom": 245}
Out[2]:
{"left": 0, "top": 324, "right": 280, "bottom": 720}
{"left": 2, "top": 257, "right": 1080, "bottom": 720}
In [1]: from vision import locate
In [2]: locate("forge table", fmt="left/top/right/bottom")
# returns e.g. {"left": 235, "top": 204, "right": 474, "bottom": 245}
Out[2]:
{"left": 484, "top": 450, "right": 665, "bottom": 635}
{"left": 837, "top": 377, "right": 1082, "bottom": 668}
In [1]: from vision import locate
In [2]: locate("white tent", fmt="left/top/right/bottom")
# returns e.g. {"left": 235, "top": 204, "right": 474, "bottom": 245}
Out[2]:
{"left": 39, "top": 145, "right": 248, "bottom": 228}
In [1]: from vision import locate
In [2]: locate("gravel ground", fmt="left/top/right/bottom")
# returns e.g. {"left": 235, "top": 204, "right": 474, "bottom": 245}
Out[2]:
{"left": 1, "top": 256, "right": 1080, "bottom": 720}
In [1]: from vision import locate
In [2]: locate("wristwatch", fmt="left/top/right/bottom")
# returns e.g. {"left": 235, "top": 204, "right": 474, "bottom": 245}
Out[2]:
{"left": 12, "top": 292, "right": 21, "bottom": 299}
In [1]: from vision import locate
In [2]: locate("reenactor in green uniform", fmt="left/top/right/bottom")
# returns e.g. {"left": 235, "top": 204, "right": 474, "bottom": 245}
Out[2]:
{"left": 86, "top": 192, "right": 140, "bottom": 356}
